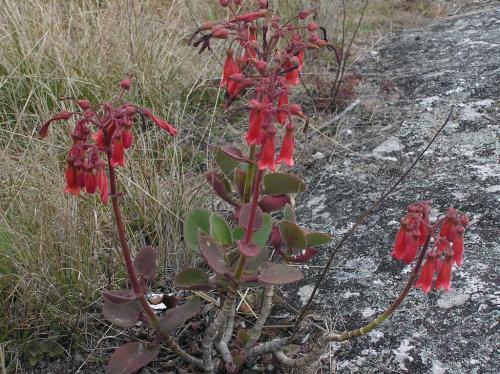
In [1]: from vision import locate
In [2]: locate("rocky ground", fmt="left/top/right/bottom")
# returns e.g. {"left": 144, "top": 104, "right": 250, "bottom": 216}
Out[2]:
{"left": 291, "top": 3, "right": 499, "bottom": 373}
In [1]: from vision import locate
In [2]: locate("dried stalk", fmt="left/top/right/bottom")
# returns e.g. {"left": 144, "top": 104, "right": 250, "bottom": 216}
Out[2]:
{"left": 244, "top": 285, "right": 275, "bottom": 350}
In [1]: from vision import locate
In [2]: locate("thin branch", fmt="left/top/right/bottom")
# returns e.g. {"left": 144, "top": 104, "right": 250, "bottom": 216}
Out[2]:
{"left": 292, "top": 106, "right": 454, "bottom": 332}
{"left": 319, "top": 99, "right": 360, "bottom": 129}
{"left": 275, "top": 234, "right": 431, "bottom": 368}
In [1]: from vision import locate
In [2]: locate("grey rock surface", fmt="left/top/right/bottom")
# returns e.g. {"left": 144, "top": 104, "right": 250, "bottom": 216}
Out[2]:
{"left": 293, "top": 4, "right": 499, "bottom": 373}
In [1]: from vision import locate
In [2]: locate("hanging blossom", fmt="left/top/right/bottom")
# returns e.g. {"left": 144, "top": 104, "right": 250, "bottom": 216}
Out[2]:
{"left": 39, "top": 78, "right": 177, "bottom": 204}
{"left": 189, "top": 0, "right": 327, "bottom": 171}
{"left": 392, "top": 203, "right": 469, "bottom": 293}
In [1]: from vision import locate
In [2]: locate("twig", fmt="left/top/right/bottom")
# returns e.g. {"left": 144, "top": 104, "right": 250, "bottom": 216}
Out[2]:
{"left": 319, "top": 99, "right": 360, "bottom": 130}
{"left": 292, "top": 106, "right": 454, "bottom": 332}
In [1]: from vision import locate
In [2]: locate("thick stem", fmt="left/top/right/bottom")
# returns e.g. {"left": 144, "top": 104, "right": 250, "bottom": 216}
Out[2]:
{"left": 245, "top": 285, "right": 275, "bottom": 350}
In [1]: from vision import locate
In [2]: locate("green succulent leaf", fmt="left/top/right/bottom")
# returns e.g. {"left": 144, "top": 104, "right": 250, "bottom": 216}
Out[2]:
{"left": 184, "top": 208, "right": 211, "bottom": 253}
{"left": 209, "top": 213, "right": 232, "bottom": 246}
{"left": 305, "top": 231, "right": 332, "bottom": 247}
{"left": 263, "top": 173, "right": 306, "bottom": 194}
{"left": 279, "top": 220, "right": 307, "bottom": 251}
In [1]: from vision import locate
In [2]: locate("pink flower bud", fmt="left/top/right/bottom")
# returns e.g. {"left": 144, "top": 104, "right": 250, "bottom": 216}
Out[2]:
{"left": 308, "top": 22, "right": 319, "bottom": 32}
{"left": 219, "top": 0, "right": 229, "bottom": 7}
{"left": 120, "top": 77, "right": 131, "bottom": 91}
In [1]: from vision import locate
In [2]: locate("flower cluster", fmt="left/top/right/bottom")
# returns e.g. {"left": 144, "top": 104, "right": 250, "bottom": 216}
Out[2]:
{"left": 415, "top": 208, "right": 468, "bottom": 293}
{"left": 392, "top": 203, "right": 468, "bottom": 293}
{"left": 40, "top": 78, "right": 176, "bottom": 203}
{"left": 190, "top": 0, "right": 328, "bottom": 171}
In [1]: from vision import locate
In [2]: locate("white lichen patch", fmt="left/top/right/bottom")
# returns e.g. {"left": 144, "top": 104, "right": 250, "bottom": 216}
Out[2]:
{"left": 394, "top": 339, "right": 415, "bottom": 370}
{"left": 297, "top": 284, "right": 315, "bottom": 306}
{"left": 437, "top": 289, "right": 470, "bottom": 309}
{"left": 372, "top": 136, "right": 403, "bottom": 157}
{"left": 369, "top": 330, "right": 384, "bottom": 344}
{"left": 361, "top": 307, "right": 377, "bottom": 318}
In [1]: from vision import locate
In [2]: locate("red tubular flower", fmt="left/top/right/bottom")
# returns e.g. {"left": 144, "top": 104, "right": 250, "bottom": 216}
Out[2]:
{"left": 401, "top": 230, "right": 420, "bottom": 264}
{"left": 221, "top": 49, "right": 238, "bottom": 87}
{"left": 227, "top": 73, "right": 249, "bottom": 98}
{"left": 391, "top": 226, "right": 407, "bottom": 261}
{"left": 142, "top": 109, "right": 177, "bottom": 136}
{"left": 285, "top": 62, "right": 300, "bottom": 86}
{"left": 246, "top": 100, "right": 263, "bottom": 145}
{"left": 64, "top": 163, "right": 80, "bottom": 196}
{"left": 415, "top": 256, "right": 436, "bottom": 293}
{"left": 39, "top": 111, "right": 73, "bottom": 138}
{"left": 435, "top": 256, "right": 453, "bottom": 291}
{"left": 276, "top": 92, "right": 289, "bottom": 124}
{"left": 453, "top": 227, "right": 465, "bottom": 266}
{"left": 85, "top": 170, "right": 97, "bottom": 194}
{"left": 111, "top": 138, "right": 125, "bottom": 168}
{"left": 258, "top": 128, "right": 276, "bottom": 171}
{"left": 276, "top": 123, "right": 295, "bottom": 167}
{"left": 122, "top": 129, "right": 134, "bottom": 149}
{"left": 96, "top": 161, "right": 109, "bottom": 204}
{"left": 243, "top": 27, "right": 257, "bottom": 61}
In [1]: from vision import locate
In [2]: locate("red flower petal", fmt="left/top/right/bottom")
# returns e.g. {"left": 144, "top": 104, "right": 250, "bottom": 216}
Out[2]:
{"left": 435, "top": 257, "right": 453, "bottom": 291}
{"left": 415, "top": 257, "right": 436, "bottom": 293}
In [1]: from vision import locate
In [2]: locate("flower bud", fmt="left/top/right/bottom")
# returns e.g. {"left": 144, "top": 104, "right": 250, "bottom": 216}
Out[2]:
{"left": 212, "top": 27, "right": 229, "bottom": 39}
{"left": 307, "top": 22, "right": 319, "bottom": 32}
{"left": 258, "top": 0, "right": 268, "bottom": 9}
{"left": 120, "top": 78, "right": 131, "bottom": 91}
{"left": 219, "top": 0, "right": 229, "bottom": 7}
{"left": 298, "top": 8, "right": 312, "bottom": 19}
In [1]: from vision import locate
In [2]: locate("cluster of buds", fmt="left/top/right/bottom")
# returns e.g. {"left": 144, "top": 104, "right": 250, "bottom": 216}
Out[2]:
{"left": 40, "top": 78, "right": 176, "bottom": 203}
{"left": 392, "top": 203, "right": 469, "bottom": 293}
{"left": 190, "top": 0, "right": 329, "bottom": 171}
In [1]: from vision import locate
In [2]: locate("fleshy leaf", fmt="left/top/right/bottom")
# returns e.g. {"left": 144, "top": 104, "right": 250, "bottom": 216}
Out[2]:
{"left": 158, "top": 297, "right": 203, "bottom": 334}
{"left": 283, "top": 204, "right": 296, "bottom": 223}
{"left": 252, "top": 213, "right": 272, "bottom": 247}
{"left": 210, "top": 213, "right": 233, "bottom": 246}
{"left": 237, "top": 240, "right": 260, "bottom": 257}
{"left": 106, "top": 341, "right": 159, "bottom": 374}
{"left": 184, "top": 208, "right": 211, "bottom": 253}
{"left": 262, "top": 173, "right": 306, "bottom": 194}
{"left": 198, "top": 235, "right": 227, "bottom": 274}
{"left": 133, "top": 246, "right": 158, "bottom": 280}
{"left": 206, "top": 172, "right": 237, "bottom": 206}
{"left": 102, "top": 289, "right": 137, "bottom": 304}
{"left": 257, "top": 262, "right": 304, "bottom": 285}
{"left": 215, "top": 148, "right": 239, "bottom": 178}
{"left": 245, "top": 246, "right": 270, "bottom": 274}
{"left": 279, "top": 220, "right": 307, "bottom": 251}
{"left": 238, "top": 202, "right": 264, "bottom": 232}
{"left": 234, "top": 168, "right": 246, "bottom": 199}
{"left": 258, "top": 194, "right": 291, "bottom": 212}
{"left": 221, "top": 146, "right": 253, "bottom": 163}
{"left": 290, "top": 248, "right": 318, "bottom": 263}
{"left": 175, "top": 268, "right": 213, "bottom": 291}
{"left": 102, "top": 299, "right": 141, "bottom": 328}
{"left": 305, "top": 232, "right": 332, "bottom": 247}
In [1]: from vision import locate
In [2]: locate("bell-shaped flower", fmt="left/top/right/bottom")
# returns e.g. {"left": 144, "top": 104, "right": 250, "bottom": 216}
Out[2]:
{"left": 276, "top": 123, "right": 295, "bottom": 167}
{"left": 246, "top": 100, "right": 264, "bottom": 145}
{"left": 276, "top": 92, "right": 289, "bottom": 124}
{"left": 435, "top": 256, "right": 453, "bottom": 291}
{"left": 64, "top": 163, "right": 80, "bottom": 196}
{"left": 85, "top": 170, "right": 98, "bottom": 194}
{"left": 110, "top": 136, "right": 125, "bottom": 168}
{"left": 221, "top": 49, "right": 238, "bottom": 87}
{"left": 258, "top": 128, "right": 276, "bottom": 171}
{"left": 415, "top": 256, "right": 436, "bottom": 293}
{"left": 96, "top": 160, "right": 109, "bottom": 204}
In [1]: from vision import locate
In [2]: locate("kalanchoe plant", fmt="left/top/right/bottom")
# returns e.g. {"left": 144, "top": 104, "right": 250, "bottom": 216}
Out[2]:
{"left": 41, "top": 1, "right": 469, "bottom": 373}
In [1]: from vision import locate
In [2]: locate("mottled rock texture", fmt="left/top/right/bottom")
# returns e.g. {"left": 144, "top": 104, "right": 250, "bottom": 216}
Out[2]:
{"left": 293, "top": 4, "right": 499, "bottom": 373}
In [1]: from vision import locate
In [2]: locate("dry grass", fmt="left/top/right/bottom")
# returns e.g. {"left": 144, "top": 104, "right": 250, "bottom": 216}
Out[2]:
{"left": 0, "top": 0, "right": 450, "bottom": 370}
